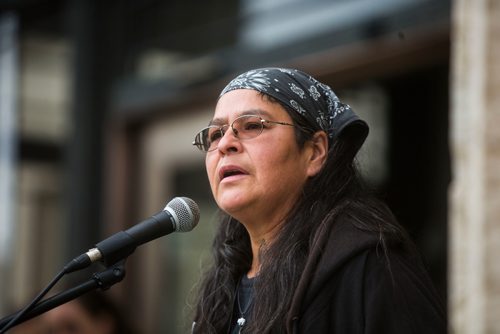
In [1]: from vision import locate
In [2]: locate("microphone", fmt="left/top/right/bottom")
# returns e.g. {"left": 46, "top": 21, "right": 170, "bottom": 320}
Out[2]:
{"left": 64, "top": 197, "right": 200, "bottom": 273}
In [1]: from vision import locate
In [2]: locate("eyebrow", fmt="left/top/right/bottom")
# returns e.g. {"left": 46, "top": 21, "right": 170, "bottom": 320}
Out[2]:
{"left": 208, "top": 109, "right": 273, "bottom": 126}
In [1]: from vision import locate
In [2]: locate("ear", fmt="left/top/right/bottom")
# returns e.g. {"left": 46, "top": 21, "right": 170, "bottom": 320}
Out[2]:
{"left": 305, "top": 131, "right": 328, "bottom": 177}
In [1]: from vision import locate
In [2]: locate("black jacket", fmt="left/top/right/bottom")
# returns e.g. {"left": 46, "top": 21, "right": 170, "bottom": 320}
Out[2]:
{"left": 286, "top": 214, "right": 447, "bottom": 333}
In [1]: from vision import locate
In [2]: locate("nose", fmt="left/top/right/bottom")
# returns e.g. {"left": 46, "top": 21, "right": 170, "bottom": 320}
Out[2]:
{"left": 216, "top": 125, "right": 240, "bottom": 153}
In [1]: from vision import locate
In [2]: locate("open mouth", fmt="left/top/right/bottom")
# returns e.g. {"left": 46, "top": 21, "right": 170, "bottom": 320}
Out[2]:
{"left": 219, "top": 166, "right": 247, "bottom": 180}
{"left": 224, "top": 170, "right": 244, "bottom": 178}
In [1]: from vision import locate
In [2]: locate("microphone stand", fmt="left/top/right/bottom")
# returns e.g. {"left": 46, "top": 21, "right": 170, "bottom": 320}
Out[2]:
{"left": 0, "top": 261, "right": 126, "bottom": 331}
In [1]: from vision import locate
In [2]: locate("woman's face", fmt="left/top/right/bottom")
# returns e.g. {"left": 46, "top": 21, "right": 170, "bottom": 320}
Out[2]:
{"left": 205, "top": 89, "right": 318, "bottom": 226}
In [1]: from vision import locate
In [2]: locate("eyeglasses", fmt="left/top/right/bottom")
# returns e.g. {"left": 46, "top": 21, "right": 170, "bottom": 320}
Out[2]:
{"left": 193, "top": 114, "right": 296, "bottom": 152}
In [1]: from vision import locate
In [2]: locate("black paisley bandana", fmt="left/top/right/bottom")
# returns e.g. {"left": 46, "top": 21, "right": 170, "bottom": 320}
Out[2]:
{"left": 220, "top": 67, "right": 368, "bottom": 151}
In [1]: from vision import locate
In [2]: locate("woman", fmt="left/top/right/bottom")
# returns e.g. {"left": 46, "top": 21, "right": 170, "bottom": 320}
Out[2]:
{"left": 191, "top": 68, "right": 446, "bottom": 333}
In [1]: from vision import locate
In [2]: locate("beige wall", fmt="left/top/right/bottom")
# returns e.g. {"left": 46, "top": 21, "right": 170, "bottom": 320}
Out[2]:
{"left": 450, "top": 0, "right": 500, "bottom": 332}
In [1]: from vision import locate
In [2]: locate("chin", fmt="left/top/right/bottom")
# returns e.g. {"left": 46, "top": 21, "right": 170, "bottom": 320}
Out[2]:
{"left": 216, "top": 195, "right": 249, "bottom": 217}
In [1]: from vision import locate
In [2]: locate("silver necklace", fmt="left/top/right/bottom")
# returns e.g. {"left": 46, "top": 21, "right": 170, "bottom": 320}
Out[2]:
{"left": 236, "top": 278, "right": 254, "bottom": 333}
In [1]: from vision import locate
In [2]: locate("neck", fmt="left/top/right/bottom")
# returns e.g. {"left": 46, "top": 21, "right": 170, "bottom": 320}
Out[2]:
{"left": 247, "top": 240, "right": 263, "bottom": 278}
{"left": 232, "top": 198, "right": 296, "bottom": 278}
{"left": 244, "top": 221, "right": 281, "bottom": 278}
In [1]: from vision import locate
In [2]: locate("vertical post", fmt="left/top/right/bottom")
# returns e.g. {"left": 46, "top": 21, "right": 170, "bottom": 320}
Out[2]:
{"left": 64, "top": 0, "right": 126, "bottom": 261}
{"left": 0, "top": 12, "right": 19, "bottom": 315}
{"left": 0, "top": 13, "right": 18, "bottom": 313}
{"left": 450, "top": 0, "right": 500, "bottom": 332}
{"left": 64, "top": 0, "right": 103, "bottom": 258}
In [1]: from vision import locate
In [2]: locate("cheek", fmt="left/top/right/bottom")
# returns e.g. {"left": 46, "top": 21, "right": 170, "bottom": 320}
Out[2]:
{"left": 276, "top": 142, "right": 311, "bottom": 181}
{"left": 256, "top": 146, "right": 299, "bottom": 180}
{"left": 205, "top": 155, "right": 218, "bottom": 187}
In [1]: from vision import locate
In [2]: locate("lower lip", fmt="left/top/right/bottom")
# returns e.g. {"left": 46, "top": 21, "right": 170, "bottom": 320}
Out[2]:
{"left": 220, "top": 174, "right": 247, "bottom": 183}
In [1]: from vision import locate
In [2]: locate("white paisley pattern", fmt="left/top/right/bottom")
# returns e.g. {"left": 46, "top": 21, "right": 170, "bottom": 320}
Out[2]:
{"left": 309, "top": 85, "right": 321, "bottom": 101}
{"left": 290, "top": 83, "right": 306, "bottom": 99}
{"left": 290, "top": 100, "right": 307, "bottom": 115}
{"left": 220, "top": 69, "right": 272, "bottom": 96}
{"left": 219, "top": 67, "right": 365, "bottom": 141}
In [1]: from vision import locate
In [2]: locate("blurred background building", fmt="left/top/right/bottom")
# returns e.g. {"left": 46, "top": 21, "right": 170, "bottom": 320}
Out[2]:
{"left": 0, "top": 0, "right": 498, "bottom": 333}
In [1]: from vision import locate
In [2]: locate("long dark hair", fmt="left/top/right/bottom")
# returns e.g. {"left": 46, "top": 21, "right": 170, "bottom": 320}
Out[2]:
{"left": 192, "top": 94, "right": 409, "bottom": 333}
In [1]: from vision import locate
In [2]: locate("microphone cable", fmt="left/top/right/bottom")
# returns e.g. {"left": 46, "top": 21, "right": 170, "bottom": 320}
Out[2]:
{"left": 0, "top": 196, "right": 199, "bottom": 332}
{"left": 0, "top": 268, "right": 66, "bottom": 333}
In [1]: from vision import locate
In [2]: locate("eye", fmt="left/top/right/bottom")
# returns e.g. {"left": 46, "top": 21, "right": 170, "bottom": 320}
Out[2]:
{"left": 243, "top": 121, "right": 261, "bottom": 131}
{"left": 208, "top": 128, "right": 223, "bottom": 142}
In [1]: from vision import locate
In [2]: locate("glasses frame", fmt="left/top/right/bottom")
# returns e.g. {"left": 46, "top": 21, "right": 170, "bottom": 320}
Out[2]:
{"left": 192, "top": 114, "right": 296, "bottom": 152}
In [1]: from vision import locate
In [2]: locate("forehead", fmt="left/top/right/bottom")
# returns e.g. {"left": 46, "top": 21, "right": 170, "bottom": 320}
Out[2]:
{"left": 213, "top": 89, "right": 290, "bottom": 122}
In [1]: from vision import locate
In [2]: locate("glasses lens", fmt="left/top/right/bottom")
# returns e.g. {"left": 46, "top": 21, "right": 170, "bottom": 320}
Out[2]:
{"left": 194, "top": 126, "right": 225, "bottom": 152}
{"left": 207, "top": 126, "right": 225, "bottom": 149}
{"left": 193, "top": 128, "right": 208, "bottom": 151}
{"left": 194, "top": 116, "right": 264, "bottom": 152}
{"left": 232, "top": 115, "right": 263, "bottom": 140}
